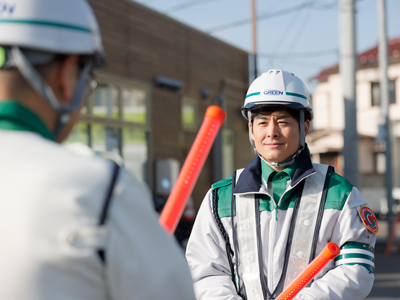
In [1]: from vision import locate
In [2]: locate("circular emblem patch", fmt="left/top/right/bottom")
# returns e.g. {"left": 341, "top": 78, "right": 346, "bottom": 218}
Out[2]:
{"left": 359, "top": 206, "right": 379, "bottom": 234}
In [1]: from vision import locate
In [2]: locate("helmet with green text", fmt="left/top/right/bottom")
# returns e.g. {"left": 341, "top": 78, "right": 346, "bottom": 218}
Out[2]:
{"left": 0, "top": 0, "right": 105, "bottom": 138}
{"left": 241, "top": 69, "right": 313, "bottom": 168}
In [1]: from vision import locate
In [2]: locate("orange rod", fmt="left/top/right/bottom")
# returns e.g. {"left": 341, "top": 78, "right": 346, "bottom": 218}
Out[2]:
{"left": 159, "top": 106, "right": 226, "bottom": 234}
{"left": 276, "top": 242, "right": 340, "bottom": 300}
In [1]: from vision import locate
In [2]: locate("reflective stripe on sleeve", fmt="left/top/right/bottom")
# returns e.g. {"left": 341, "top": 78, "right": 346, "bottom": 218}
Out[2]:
{"left": 334, "top": 242, "right": 375, "bottom": 274}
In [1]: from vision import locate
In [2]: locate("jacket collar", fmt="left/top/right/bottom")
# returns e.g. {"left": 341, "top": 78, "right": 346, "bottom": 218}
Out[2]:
{"left": 233, "top": 145, "right": 315, "bottom": 194}
{"left": 260, "top": 155, "right": 299, "bottom": 183}
{"left": 0, "top": 100, "right": 55, "bottom": 141}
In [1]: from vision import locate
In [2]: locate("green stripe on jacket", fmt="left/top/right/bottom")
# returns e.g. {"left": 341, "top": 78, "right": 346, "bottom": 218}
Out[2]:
{"left": 212, "top": 167, "right": 353, "bottom": 218}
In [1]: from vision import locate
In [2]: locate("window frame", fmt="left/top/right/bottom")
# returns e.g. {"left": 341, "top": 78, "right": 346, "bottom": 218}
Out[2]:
{"left": 181, "top": 96, "right": 198, "bottom": 132}
{"left": 371, "top": 79, "right": 396, "bottom": 107}
{"left": 70, "top": 71, "right": 152, "bottom": 185}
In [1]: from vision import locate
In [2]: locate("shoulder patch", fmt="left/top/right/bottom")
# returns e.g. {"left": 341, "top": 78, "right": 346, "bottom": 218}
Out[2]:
{"left": 359, "top": 206, "right": 379, "bottom": 234}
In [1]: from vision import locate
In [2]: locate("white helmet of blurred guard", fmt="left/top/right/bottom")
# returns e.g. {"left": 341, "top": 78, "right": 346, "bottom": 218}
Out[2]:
{"left": 0, "top": 0, "right": 105, "bottom": 139}
{"left": 242, "top": 69, "right": 312, "bottom": 167}
{"left": 0, "top": 0, "right": 105, "bottom": 66}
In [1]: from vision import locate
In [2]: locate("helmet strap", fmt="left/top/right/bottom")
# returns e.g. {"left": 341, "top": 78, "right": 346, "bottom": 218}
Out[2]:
{"left": 299, "top": 110, "right": 305, "bottom": 149}
{"left": 11, "top": 47, "right": 61, "bottom": 111}
{"left": 53, "top": 59, "right": 93, "bottom": 138}
{"left": 11, "top": 46, "right": 92, "bottom": 140}
{"left": 247, "top": 111, "right": 257, "bottom": 152}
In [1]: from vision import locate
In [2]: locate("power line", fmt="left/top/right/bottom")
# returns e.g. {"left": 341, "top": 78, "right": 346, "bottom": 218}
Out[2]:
{"left": 281, "top": 6, "right": 313, "bottom": 69}
{"left": 310, "top": 0, "right": 338, "bottom": 10}
{"left": 266, "top": 2, "right": 307, "bottom": 68}
{"left": 165, "top": 0, "right": 220, "bottom": 14}
{"left": 135, "top": 0, "right": 160, "bottom": 3}
{"left": 265, "top": 60, "right": 324, "bottom": 67}
{"left": 258, "top": 49, "right": 339, "bottom": 58}
{"left": 206, "top": 0, "right": 339, "bottom": 33}
{"left": 207, "top": 1, "right": 317, "bottom": 33}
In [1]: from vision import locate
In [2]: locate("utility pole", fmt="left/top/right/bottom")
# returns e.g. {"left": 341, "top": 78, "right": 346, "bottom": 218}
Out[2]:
{"left": 251, "top": 0, "right": 258, "bottom": 80}
{"left": 339, "top": 0, "right": 359, "bottom": 187}
{"left": 377, "top": 0, "right": 394, "bottom": 234}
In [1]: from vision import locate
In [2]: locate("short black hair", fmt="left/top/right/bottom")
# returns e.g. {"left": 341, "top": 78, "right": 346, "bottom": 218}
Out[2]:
{"left": 250, "top": 106, "right": 300, "bottom": 124}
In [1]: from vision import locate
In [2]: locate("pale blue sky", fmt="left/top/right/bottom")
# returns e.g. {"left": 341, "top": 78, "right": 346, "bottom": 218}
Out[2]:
{"left": 133, "top": 0, "right": 400, "bottom": 92}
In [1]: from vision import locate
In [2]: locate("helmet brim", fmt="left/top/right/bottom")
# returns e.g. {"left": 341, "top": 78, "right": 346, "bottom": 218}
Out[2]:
{"left": 241, "top": 101, "right": 313, "bottom": 120}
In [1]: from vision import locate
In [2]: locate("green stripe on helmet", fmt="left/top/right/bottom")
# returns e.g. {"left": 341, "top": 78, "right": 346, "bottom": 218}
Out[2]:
{"left": 286, "top": 92, "right": 307, "bottom": 100}
{"left": 0, "top": 19, "right": 93, "bottom": 33}
{"left": 340, "top": 242, "right": 374, "bottom": 253}
{"left": 246, "top": 92, "right": 260, "bottom": 98}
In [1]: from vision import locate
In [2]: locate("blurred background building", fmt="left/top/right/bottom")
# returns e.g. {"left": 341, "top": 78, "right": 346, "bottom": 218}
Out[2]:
{"left": 64, "top": 0, "right": 254, "bottom": 214}
{"left": 309, "top": 37, "right": 400, "bottom": 217}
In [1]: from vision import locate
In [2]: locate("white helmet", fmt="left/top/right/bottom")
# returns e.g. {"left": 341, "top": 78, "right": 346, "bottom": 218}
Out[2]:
{"left": 242, "top": 69, "right": 312, "bottom": 167}
{"left": 0, "top": 0, "right": 105, "bottom": 138}
{"left": 242, "top": 69, "right": 312, "bottom": 120}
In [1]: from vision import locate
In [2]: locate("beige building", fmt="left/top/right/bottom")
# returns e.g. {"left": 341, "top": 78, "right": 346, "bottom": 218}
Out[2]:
{"left": 309, "top": 37, "right": 400, "bottom": 214}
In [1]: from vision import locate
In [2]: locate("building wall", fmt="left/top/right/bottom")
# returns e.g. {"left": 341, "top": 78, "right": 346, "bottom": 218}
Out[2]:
{"left": 312, "top": 73, "right": 344, "bottom": 131}
{"left": 83, "top": 0, "right": 252, "bottom": 211}
{"left": 311, "top": 62, "right": 400, "bottom": 188}
{"left": 313, "top": 64, "right": 400, "bottom": 136}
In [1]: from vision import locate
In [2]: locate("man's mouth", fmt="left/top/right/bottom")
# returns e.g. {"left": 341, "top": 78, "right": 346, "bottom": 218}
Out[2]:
{"left": 264, "top": 142, "right": 283, "bottom": 148}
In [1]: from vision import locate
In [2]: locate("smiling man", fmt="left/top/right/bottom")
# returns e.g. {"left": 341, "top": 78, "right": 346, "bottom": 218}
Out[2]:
{"left": 186, "top": 70, "right": 377, "bottom": 300}
{"left": 250, "top": 109, "right": 310, "bottom": 169}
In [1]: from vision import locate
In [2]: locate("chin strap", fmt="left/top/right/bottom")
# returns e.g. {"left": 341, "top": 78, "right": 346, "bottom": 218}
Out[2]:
{"left": 258, "top": 147, "right": 303, "bottom": 168}
{"left": 11, "top": 47, "right": 61, "bottom": 111}
{"left": 53, "top": 60, "right": 93, "bottom": 138}
{"left": 249, "top": 110, "right": 306, "bottom": 168}
{"left": 11, "top": 46, "right": 92, "bottom": 140}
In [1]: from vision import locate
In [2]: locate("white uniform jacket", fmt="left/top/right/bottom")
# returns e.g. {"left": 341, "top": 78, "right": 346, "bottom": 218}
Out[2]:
{"left": 0, "top": 129, "right": 195, "bottom": 300}
{"left": 186, "top": 151, "right": 376, "bottom": 300}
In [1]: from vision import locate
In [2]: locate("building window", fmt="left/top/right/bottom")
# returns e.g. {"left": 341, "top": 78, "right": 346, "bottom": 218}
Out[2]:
{"left": 375, "top": 152, "right": 386, "bottom": 174}
{"left": 181, "top": 97, "right": 197, "bottom": 131}
{"left": 123, "top": 128, "right": 148, "bottom": 182}
{"left": 91, "top": 124, "right": 120, "bottom": 154}
{"left": 371, "top": 80, "right": 396, "bottom": 106}
{"left": 122, "top": 88, "right": 147, "bottom": 124}
{"left": 64, "top": 73, "right": 150, "bottom": 184}
{"left": 93, "top": 84, "right": 119, "bottom": 119}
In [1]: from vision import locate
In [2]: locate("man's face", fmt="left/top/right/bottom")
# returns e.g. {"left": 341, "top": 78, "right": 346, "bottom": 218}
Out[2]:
{"left": 250, "top": 109, "right": 310, "bottom": 165}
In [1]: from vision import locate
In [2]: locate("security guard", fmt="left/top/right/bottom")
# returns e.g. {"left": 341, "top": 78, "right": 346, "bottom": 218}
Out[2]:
{"left": 186, "top": 70, "right": 376, "bottom": 300}
{"left": 0, "top": 0, "right": 195, "bottom": 299}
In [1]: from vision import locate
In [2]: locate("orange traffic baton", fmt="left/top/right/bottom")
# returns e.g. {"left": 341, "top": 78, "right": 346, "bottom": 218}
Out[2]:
{"left": 159, "top": 105, "right": 226, "bottom": 234}
{"left": 276, "top": 243, "right": 340, "bottom": 300}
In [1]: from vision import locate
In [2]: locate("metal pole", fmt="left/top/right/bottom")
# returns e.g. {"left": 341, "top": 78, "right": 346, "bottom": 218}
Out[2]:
{"left": 339, "top": 0, "right": 359, "bottom": 187}
{"left": 212, "top": 81, "right": 226, "bottom": 183}
{"left": 251, "top": 0, "right": 258, "bottom": 79}
{"left": 378, "top": 0, "right": 394, "bottom": 234}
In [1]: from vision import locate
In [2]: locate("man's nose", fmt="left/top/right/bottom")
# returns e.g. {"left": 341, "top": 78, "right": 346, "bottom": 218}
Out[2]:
{"left": 266, "top": 121, "right": 279, "bottom": 137}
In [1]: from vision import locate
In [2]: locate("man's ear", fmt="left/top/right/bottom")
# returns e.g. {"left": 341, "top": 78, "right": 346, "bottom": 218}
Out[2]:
{"left": 48, "top": 55, "right": 79, "bottom": 104}
{"left": 304, "top": 119, "right": 311, "bottom": 135}
{"left": 249, "top": 122, "right": 255, "bottom": 140}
